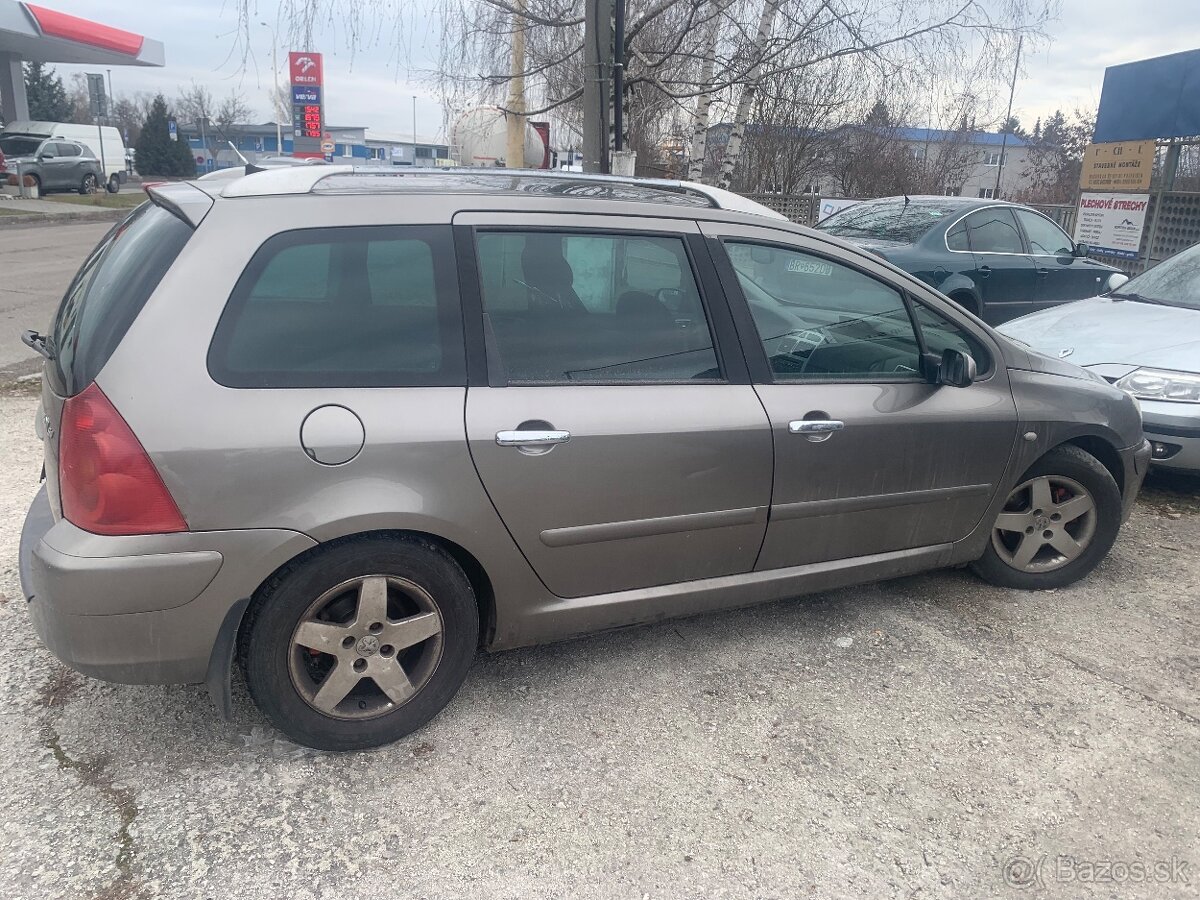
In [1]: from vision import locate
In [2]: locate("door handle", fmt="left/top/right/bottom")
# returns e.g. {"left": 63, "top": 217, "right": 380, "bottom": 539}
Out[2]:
{"left": 978, "top": 265, "right": 992, "bottom": 278}
{"left": 1036, "top": 267, "right": 1050, "bottom": 278}
{"left": 496, "top": 429, "right": 570, "bottom": 447}
{"left": 789, "top": 420, "right": 844, "bottom": 434}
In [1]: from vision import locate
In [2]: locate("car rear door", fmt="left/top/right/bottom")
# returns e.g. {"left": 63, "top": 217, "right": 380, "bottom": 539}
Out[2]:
{"left": 456, "top": 212, "right": 774, "bottom": 598}
{"left": 961, "top": 206, "right": 1039, "bottom": 325}
{"left": 700, "top": 221, "right": 1018, "bottom": 570}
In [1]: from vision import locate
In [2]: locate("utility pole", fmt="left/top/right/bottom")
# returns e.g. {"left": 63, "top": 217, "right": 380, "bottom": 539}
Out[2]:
{"left": 505, "top": 0, "right": 527, "bottom": 169}
{"left": 994, "top": 35, "right": 1021, "bottom": 198}
{"left": 582, "top": 0, "right": 613, "bottom": 173}
{"left": 261, "top": 21, "right": 284, "bottom": 155}
{"left": 412, "top": 95, "right": 418, "bottom": 164}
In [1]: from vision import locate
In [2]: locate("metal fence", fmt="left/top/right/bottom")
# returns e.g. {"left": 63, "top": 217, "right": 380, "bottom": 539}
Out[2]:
{"left": 739, "top": 191, "right": 1200, "bottom": 277}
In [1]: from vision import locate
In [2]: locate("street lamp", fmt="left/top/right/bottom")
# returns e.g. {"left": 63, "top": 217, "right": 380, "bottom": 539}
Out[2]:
{"left": 260, "top": 21, "right": 284, "bottom": 156}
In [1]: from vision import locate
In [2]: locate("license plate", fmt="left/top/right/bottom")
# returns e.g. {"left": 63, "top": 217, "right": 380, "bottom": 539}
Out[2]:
{"left": 786, "top": 259, "right": 833, "bottom": 276}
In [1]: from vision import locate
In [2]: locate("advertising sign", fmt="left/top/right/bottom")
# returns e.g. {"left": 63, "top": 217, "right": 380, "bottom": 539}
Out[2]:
{"left": 818, "top": 198, "right": 859, "bottom": 222}
{"left": 1080, "top": 140, "right": 1155, "bottom": 192}
{"left": 1074, "top": 192, "right": 1150, "bottom": 259}
{"left": 288, "top": 51, "right": 324, "bottom": 158}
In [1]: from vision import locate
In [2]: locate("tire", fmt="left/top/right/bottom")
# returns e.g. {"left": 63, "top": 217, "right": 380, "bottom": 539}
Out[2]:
{"left": 241, "top": 535, "right": 479, "bottom": 751}
{"left": 971, "top": 445, "right": 1122, "bottom": 590}
{"left": 106, "top": 174, "right": 120, "bottom": 194}
{"left": 950, "top": 292, "right": 980, "bottom": 317}
{"left": 79, "top": 173, "right": 97, "bottom": 195}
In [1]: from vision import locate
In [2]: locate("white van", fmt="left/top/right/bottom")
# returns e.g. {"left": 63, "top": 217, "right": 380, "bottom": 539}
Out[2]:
{"left": 0, "top": 121, "right": 127, "bottom": 192}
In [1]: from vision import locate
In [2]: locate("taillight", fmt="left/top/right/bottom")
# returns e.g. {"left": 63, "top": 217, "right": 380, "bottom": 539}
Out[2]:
{"left": 59, "top": 383, "right": 187, "bottom": 535}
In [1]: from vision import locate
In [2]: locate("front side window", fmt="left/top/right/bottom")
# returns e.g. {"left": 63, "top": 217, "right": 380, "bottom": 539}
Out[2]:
{"left": 209, "top": 226, "right": 464, "bottom": 388}
{"left": 476, "top": 231, "right": 720, "bottom": 383}
{"left": 909, "top": 302, "right": 989, "bottom": 371}
{"left": 727, "top": 242, "right": 922, "bottom": 380}
{"left": 963, "top": 207, "right": 1023, "bottom": 253}
{"left": 1016, "top": 210, "right": 1074, "bottom": 256}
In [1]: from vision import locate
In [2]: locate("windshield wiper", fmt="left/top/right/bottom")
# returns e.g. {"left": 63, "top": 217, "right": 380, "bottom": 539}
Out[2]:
{"left": 1109, "top": 291, "right": 1165, "bottom": 305}
{"left": 21, "top": 330, "right": 54, "bottom": 360}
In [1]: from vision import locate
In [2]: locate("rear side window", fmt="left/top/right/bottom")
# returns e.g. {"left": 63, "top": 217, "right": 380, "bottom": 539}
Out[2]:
{"left": 963, "top": 208, "right": 1024, "bottom": 254}
{"left": 209, "top": 226, "right": 464, "bottom": 388}
{"left": 50, "top": 202, "right": 192, "bottom": 395}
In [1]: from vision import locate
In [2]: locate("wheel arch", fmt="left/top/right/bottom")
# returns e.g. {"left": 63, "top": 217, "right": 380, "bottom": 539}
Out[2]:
{"left": 1059, "top": 434, "right": 1125, "bottom": 495}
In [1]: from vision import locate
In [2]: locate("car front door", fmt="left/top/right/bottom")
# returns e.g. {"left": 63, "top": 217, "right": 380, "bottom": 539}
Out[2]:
{"left": 36, "top": 140, "right": 65, "bottom": 189}
{"left": 1014, "top": 208, "right": 1110, "bottom": 305}
{"left": 960, "top": 206, "right": 1039, "bottom": 325}
{"left": 701, "top": 221, "right": 1018, "bottom": 570}
{"left": 458, "top": 213, "right": 774, "bottom": 598}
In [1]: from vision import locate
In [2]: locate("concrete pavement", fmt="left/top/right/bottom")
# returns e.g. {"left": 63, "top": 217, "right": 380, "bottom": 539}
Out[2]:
{"left": 0, "top": 220, "right": 112, "bottom": 381}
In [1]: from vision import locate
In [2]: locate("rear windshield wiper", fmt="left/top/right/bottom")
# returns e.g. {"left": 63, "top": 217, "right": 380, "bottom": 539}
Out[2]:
{"left": 1109, "top": 291, "right": 1164, "bottom": 305}
{"left": 21, "top": 329, "right": 54, "bottom": 360}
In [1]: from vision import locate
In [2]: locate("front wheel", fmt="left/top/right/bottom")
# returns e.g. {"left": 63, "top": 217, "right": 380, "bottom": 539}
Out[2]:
{"left": 79, "top": 173, "right": 97, "bottom": 195}
{"left": 241, "top": 536, "right": 479, "bottom": 751}
{"left": 106, "top": 174, "right": 120, "bottom": 194}
{"left": 971, "top": 445, "right": 1122, "bottom": 590}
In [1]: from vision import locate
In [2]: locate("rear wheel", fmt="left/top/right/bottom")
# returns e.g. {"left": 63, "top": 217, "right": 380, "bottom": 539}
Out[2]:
{"left": 242, "top": 535, "right": 479, "bottom": 751}
{"left": 79, "top": 173, "right": 97, "bottom": 195}
{"left": 950, "top": 291, "right": 980, "bottom": 317}
{"left": 971, "top": 445, "right": 1122, "bottom": 589}
{"left": 106, "top": 174, "right": 120, "bottom": 194}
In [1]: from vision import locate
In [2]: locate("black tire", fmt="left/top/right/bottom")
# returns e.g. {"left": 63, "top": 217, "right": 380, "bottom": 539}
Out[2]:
{"left": 241, "top": 535, "right": 479, "bottom": 751}
{"left": 950, "top": 291, "right": 980, "bottom": 317}
{"left": 79, "top": 173, "right": 97, "bottom": 195}
{"left": 971, "top": 445, "right": 1122, "bottom": 590}
{"left": 106, "top": 174, "right": 120, "bottom": 194}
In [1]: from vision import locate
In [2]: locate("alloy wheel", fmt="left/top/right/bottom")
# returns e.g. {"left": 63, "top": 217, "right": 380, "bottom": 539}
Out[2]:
{"left": 287, "top": 575, "right": 444, "bottom": 720}
{"left": 991, "top": 474, "right": 1097, "bottom": 573}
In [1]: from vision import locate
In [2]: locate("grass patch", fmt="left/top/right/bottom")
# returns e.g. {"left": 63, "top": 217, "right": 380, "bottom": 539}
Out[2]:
{"left": 44, "top": 192, "right": 144, "bottom": 209}
{"left": 0, "top": 204, "right": 27, "bottom": 215}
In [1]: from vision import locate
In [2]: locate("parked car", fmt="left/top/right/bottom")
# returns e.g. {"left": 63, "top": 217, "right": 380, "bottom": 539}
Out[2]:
{"left": 0, "top": 134, "right": 105, "bottom": 195}
{"left": 816, "top": 196, "right": 1127, "bottom": 325}
{"left": 20, "top": 169, "right": 1148, "bottom": 751}
{"left": 1000, "top": 241, "right": 1200, "bottom": 472}
{"left": 1, "top": 120, "right": 127, "bottom": 192}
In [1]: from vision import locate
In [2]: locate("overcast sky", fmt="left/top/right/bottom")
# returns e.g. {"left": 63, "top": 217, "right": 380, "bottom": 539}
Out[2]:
{"left": 41, "top": 0, "right": 1200, "bottom": 140}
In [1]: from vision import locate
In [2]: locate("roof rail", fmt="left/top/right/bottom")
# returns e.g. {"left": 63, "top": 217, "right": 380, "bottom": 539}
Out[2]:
{"left": 216, "top": 165, "right": 786, "bottom": 219}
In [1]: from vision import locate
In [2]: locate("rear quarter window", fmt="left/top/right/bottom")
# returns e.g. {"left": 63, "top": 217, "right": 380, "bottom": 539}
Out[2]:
{"left": 208, "top": 225, "right": 464, "bottom": 388}
{"left": 50, "top": 202, "right": 192, "bottom": 396}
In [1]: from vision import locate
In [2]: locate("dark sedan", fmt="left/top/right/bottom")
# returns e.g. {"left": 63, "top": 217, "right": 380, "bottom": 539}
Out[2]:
{"left": 817, "top": 196, "right": 1127, "bottom": 325}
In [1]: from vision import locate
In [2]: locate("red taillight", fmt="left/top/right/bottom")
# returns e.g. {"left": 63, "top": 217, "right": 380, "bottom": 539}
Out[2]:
{"left": 59, "top": 383, "right": 187, "bottom": 535}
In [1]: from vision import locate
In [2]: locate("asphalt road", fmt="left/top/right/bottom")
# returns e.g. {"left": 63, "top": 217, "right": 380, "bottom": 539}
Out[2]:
{"left": 0, "top": 389, "right": 1197, "bottom": 900}
{"left": 0, "top": 221, "right": 112, "bottom": 380}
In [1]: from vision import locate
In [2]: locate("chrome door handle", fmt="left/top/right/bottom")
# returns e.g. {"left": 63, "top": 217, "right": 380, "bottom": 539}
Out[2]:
{"left": 789, "top": 420, "right": 844, "bottom": 434}
{"left": 496, "top": 429, "right": 571, "bottom": 447}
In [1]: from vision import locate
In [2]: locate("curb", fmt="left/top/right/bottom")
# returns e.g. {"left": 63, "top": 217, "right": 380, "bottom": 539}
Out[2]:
{"left": 0, "top": 207, "right": 130, "bottom": 229}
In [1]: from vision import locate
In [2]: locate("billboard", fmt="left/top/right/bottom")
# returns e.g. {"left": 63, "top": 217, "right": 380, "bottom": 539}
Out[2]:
{"left": 1074, "top": 193, "right": 1150, "bottom": 260}
{"left": 1093, "top": 49, "right": 1200, "bottom": 143}
{"left": 288, "top": 51, "right": 324, "bottom": 157}
{"left": 1079, "top": 140, "right": 1155, "bottom": 192}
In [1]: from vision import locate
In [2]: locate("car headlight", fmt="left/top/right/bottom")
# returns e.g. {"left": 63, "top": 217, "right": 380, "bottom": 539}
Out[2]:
{"left": 1114, "top": 368, "right": 1200, "bottom": 403}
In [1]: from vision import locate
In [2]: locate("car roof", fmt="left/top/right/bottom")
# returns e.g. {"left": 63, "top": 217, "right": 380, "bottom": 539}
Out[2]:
{"left": 191, "top": 165, "right": 788, "bottom": 220}
{"left": 850, "top": 195, "right": 1020, "bottom": 211}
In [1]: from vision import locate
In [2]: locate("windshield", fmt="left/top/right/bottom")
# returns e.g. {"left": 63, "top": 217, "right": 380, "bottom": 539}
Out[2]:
{"left": 1113, "top": 243, "right": 1200, "bottom": 310}
{"left": 0, "top": 134, "right": 43, "bottom": 157}
{"left": 817, "top": 199, "right": 960, "bottom": 243}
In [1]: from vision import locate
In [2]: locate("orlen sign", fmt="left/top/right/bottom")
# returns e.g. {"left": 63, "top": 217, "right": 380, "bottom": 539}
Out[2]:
{"left": 288, "top": 51, "right": 325, "bottom": 158}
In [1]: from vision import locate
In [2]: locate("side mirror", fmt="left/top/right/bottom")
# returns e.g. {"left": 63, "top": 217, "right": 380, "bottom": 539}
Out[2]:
{"left": 38, "top": 151, "right": 54, "bottom": 160}
{"left": 1073, "top": 243, "right": 1090, "bottom": 258}
{"left": 1104, "top": 272, "right": 1130, "bottom": 294}
{"left": 937, "top": 348, "right": 977, "bottom": 388}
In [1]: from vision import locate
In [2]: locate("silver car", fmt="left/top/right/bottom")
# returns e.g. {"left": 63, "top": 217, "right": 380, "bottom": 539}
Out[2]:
{"left": 1000, "top": 242, "right": 1200, "bottom": 472}
{"left": 20, "top": 168, "right": 1150, "bottom": 750}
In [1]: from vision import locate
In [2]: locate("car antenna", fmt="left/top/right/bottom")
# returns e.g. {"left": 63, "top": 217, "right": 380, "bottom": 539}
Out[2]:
{"left": 903, "top": 193, "right": 911, "bottom": 205}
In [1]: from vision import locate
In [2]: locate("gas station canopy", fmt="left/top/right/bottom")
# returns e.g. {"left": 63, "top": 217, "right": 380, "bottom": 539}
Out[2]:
{"left": 0, "top": 1, "right": 164, "bottom": 122}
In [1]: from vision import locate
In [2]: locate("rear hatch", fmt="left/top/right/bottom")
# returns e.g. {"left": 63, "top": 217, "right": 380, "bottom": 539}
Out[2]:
{"left": 38, "top": 193, "right": 202, "bottom": 519}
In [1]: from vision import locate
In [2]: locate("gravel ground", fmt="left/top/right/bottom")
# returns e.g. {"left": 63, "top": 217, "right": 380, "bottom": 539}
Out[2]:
{"left": 0, "top": 388, "right": 1196, "bottom": 900}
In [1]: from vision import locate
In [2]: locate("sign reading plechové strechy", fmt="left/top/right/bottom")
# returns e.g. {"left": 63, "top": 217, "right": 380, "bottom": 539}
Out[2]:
{"left": 1074, "top": 192, "right": 1150, "bottom": 259}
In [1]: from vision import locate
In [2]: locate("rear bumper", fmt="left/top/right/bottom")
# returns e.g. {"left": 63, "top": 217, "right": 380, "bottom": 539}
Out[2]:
{"left": 21, "top": 485, "right": 316, "bottom": 685}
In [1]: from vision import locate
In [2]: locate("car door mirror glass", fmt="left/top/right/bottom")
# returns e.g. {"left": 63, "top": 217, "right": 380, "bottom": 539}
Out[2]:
{"left": 938, "top": 348, "right": 977, "bottom": 388}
